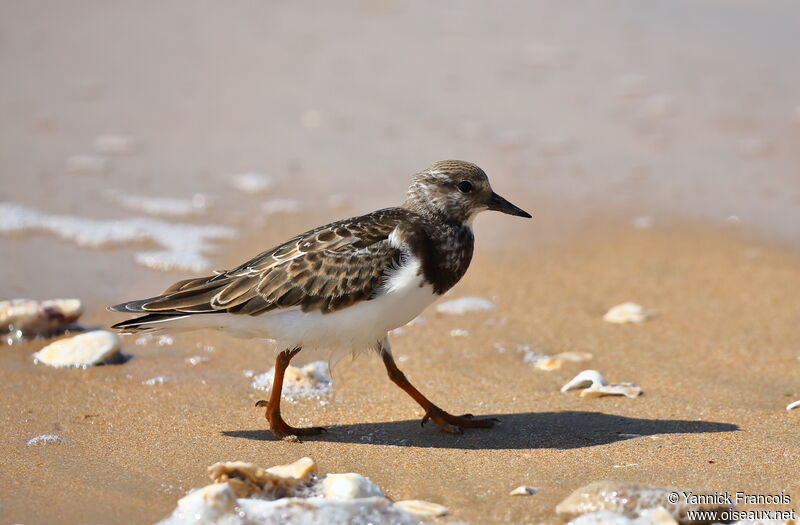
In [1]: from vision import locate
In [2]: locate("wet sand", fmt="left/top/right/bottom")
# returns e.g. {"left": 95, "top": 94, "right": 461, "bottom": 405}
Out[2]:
{"left": 1, "top": 223, "right": 799, "bottom": 524}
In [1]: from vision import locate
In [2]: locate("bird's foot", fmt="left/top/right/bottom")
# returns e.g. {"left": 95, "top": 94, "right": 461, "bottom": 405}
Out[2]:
{"left": 255, "top": 400, "right": 327, "bottom": 439}
{"left": 420, "top": 406, "right": 499, "bottom": 434}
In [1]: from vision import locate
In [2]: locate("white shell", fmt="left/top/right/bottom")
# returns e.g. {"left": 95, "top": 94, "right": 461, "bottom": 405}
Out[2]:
{"left": 174, "top": 483, "right": 237, "bottom": 521}
{"left": 251, "top": 361, "right": 332, "bottom": 400}
{"left": 266, "top": 457, "right": 316, "bottom": 481}
{"left": 0, "top": 298, "right": 82, "bottom": 336}
{"left": 509, "top": 485, "right": 540, "bottom": 496}
{"left": 435, "top": 296, "right": 496, "bottom": 315}
{"left": 603, "top": 302, "right": 651, "bottom": 324}
{"left": 786, "top": 400, "right": 800, "bottom": 411}
{"left": 561, "top": 370, "right": 608, "bottom": 392}
{"left": 32, "top": 330, "right": 122, "bottom": 368}
{"left": 321, "top": 473, "right": 384, "bottom": 501}
{"left": 580, "top": 383, "right": 642, "bottom": 399}
{"left": 394, "top": 500, "right": 448, "bottom": 518}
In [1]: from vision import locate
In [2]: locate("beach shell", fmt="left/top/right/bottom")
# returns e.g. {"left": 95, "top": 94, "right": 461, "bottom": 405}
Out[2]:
{"left": 561, "top": 370, "right": 607, "bottom": 392}
{"left": 252, "top": 361, "right": 332, "bottom": 400}
{"left": 786, "top": 400, "right": 800, "bottom": 411}
{"left": 32, "top": 330, "right": 122, "bottom": 368}
{"left": 603, "top": 302, "right": 651, "bottom": 324}
{"left": 265, "top": 456, "right": 317, "bottom": 481}
{"left": 534, "top": 357, "right": 563, "bottom": 370}
{"left": 1, "top": 298, "right": 82, "bottom": 336}
{"left": 394, "top": 500, "right": 448, "bottom": 518}
{"left": 209, "top": 457, "right": 316, "bottom": 498}
{"left": 435, "top": 296, "right": 496, "bottom": 315}
{"left": 174, "top": 483, "right": 238, "bottom": 521}
{"left": 322, "top": 473, "right": 384, "bottom": 501}
{"left": 556, "top": 481, "right": 731, "bottom": 524}
{"left": 509, "top": 485, "right": 540, "bottom": 496}
{"left": 580, "top": 382, "right": 642, "bottom": 399}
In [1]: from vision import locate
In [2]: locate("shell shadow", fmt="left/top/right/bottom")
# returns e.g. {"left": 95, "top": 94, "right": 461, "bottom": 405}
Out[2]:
{"left": 221, "top": 411, "right": 739, "bottom": 450}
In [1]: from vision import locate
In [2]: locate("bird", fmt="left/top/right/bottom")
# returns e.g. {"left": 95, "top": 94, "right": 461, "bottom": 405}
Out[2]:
{"left": 110, "top": 160, "right": 531, "bottom": 438}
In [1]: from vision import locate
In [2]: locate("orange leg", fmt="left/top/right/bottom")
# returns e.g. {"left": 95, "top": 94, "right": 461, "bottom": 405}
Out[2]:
{"left": 380, "top": 343, "right": 498, "bottom": 434}
{"left": 255, "top": 347, "right": 326, "bottom": 439}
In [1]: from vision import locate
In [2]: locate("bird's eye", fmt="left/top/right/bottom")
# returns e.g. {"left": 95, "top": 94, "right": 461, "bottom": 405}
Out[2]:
{"left": 457, "top": 181, "right": 473, "bottom": 193}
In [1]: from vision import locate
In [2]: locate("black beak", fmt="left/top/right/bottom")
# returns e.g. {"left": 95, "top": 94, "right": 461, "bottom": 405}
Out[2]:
{"left": 487, "top": 192, "right": 532, "bottom": 218}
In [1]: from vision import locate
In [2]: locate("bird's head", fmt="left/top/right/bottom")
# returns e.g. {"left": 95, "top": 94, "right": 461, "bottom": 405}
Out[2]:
{"left": 404, "top": 160, "right": 532, "bottom": 224}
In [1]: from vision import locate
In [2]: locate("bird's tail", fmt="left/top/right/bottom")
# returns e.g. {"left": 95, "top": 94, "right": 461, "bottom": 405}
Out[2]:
{"left": 109, "top": 313, "right": 191, "bottom": 334}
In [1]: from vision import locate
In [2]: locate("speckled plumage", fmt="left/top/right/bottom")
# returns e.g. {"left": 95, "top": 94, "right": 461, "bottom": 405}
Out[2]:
{"left": 109, "top": 160, "right": 531, "bottom": 437}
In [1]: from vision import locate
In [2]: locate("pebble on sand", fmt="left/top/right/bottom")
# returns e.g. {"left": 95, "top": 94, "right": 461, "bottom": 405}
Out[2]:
{"left": 556, "top": 481, "right": 732, "bottom": 524}
{"left": 32, "top": 330, "right": 123, "bottom": 368}
{"left": 436, "top": 296, "right": 496, "bottom": 315}
{"left": 1, "top": 298, "right": 82, "bottom": 336}
{"left": 603, "top": 302, "right": 651, "bottom": 324}
{"left": 158, "top": 457, "right": 439, "bottom": 525}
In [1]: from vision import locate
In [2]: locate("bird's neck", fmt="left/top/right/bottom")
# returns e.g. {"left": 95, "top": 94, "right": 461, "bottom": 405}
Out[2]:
{"left": 419, "top": 221, "right": 475, "bottom": 295}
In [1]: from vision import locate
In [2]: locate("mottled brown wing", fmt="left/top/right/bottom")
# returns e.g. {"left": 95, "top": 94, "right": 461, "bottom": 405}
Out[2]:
{"left": 110, "top": 208, "right": 415, "bottom": 316}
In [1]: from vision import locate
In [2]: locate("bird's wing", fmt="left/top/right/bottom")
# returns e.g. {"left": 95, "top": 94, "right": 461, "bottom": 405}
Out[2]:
{"left": 110, "top": 208, "right": 419, "bottom": 317}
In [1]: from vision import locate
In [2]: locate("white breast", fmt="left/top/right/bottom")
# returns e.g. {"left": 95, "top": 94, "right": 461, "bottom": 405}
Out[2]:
{"left": 184, "top": 253, "right": 437, "bottom": 355}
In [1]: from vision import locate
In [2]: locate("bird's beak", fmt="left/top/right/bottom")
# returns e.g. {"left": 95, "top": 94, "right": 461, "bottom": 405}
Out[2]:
{"left": 486, "top": 192, "right": 532, "bottom": 218}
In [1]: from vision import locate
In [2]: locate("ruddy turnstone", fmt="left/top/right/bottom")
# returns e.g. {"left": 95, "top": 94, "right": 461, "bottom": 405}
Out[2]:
{"left": 110, "top": 160, "right": 531, "bottom": 438}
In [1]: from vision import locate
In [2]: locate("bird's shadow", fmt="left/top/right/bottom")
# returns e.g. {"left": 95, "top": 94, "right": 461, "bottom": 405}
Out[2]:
{"left": 221, "top": 411, "right": 738, "bottom": 450}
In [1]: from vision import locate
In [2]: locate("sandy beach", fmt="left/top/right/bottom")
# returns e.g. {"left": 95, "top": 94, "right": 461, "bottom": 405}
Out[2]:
{"left": 1, "top": 2, "right": 799, "bottom": 524}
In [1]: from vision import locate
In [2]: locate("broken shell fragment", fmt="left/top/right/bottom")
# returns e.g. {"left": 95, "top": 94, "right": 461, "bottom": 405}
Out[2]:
{"left": 32, "top": 330, "right": 122, "bottom": 368}
{"left": 561, "top": 370, "right": 607, "bottom": 392}
{"left": 786, "top": 400, "right": 800, "bottom": 411}
{"left": 580, "top": 382, "right": 642, "bottom": 399}
{"left": 1, "top": 298, "right": 82, "bottom": 336}
{"left": 174, "top": 483, "right": 238, "bottom": 521}
{"left": 321, "top": 473, "right": 384, "bottom": 501}
{"left": 394, "top": 500, "right": 448, "bottom": 518}
{"left": 603, "top": 302, "right": 651, "bottom": 324}
{"left": 265, "top": 456, "right": 316, "bottom": 481}
{"left": 510, "top": 485, "right": 540, "bottom": 496}
{"left": 208, "top": 457, "right": 316, "bottom": 498}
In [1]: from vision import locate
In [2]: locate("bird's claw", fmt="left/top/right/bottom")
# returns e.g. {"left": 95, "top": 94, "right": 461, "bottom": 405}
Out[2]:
{"left": 420, "top": 407, "right": 497, "bottom": 433}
